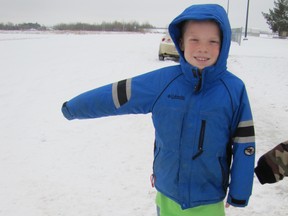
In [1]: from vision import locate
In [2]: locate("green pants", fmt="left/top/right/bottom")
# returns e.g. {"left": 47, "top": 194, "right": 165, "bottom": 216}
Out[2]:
{"left": 156, "top": 192, "right": 225, "bottom": 216}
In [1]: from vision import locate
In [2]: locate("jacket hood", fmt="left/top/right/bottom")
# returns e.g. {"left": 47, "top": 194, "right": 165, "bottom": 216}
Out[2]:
{"left": 168, "top": 4, "right": 231, "bottom": 73}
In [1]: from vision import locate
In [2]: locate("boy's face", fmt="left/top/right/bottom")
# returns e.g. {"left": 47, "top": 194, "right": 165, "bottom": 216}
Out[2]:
{"left": 180, "top": 21, "right": 221, "bottom": 71}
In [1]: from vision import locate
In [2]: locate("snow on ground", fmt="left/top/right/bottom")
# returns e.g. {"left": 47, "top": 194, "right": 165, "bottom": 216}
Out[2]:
{"left": 0, "top": 31, "right": 287, "bottom": 216}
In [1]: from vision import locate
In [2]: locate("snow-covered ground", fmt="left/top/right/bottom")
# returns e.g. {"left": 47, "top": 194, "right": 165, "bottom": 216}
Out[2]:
{"left": 0, "top": 31, "right": 287, "bottom": 216}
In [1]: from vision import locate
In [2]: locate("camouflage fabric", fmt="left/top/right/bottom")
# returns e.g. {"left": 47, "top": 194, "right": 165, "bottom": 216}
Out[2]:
{"left": 255, "top": 141, "right": 288, "bottom": 184}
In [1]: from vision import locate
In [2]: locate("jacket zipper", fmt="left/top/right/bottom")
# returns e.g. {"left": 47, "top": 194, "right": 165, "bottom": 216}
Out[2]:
{"left": 192, "top": 120, "right": 206, "bottom": 160}
{"left": 193, "top": 69, "right": 202, "bottom": 92}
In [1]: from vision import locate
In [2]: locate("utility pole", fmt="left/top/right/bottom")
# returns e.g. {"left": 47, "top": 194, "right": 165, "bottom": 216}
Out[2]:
{"left": 227, "top": 0, "right": 230, "bottom": 15}
{"left": 244, "top": 0, "right": 250, "bottom": 40}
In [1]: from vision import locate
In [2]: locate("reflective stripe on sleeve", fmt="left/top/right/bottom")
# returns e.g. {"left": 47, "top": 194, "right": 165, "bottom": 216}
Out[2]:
{"left": 233, "top": 120, "right": 255, "bottom": 143}
{"left": 112, "top": 78, "right": 132, "bottom": 108}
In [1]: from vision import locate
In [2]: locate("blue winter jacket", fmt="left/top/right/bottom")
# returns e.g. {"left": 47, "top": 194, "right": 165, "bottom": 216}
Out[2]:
{"left": 62, "top": 4, "right": 255, "bottom": 210}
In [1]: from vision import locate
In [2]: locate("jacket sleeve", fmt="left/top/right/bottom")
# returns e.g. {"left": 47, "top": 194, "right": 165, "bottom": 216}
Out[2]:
{"left": 61, "top": 70, "right": 165, "bottom": 120}
{"left": 227, "top": 85, "right": 255, "bottom": 207}
{"left": 254, "top": 141, "right": 288, "bottom": 184}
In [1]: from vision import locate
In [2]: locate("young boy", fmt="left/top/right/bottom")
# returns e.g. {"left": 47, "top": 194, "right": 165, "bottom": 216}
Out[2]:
{"left": 62, "top": 4, "right": 255, "bottom": 216}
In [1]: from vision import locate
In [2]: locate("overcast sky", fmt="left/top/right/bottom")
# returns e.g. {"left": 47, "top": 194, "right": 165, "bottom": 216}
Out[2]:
{"left": 0, "top": 0, "right": 275, "bottom": 31}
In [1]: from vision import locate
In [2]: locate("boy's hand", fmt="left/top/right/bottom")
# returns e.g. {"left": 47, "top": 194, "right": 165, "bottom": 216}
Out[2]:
{"left": 225, "top": 203, "right": 230, "bottom": 208}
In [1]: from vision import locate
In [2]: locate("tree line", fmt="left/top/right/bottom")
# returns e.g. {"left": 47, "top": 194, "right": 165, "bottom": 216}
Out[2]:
{"left": 0, "top": 21, "right": 155, "bottom": 32}
{"left": 0, "top": 22, "right": 47, "bottom": 31}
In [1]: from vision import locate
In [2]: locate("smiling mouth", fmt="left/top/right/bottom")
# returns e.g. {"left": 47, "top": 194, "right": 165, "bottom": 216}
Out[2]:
{"left": 194, "top": 57, "right": 210, "bottom": 61}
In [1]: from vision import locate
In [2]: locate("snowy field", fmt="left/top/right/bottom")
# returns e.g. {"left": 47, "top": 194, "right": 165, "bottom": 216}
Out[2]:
{"left": 0, "top": 31, "right": 287, "bottom": 216}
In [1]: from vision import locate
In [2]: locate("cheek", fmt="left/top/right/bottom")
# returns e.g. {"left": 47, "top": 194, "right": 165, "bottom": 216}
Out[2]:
{"left": 211, "top": 46, "right": 220, "bottom": 56}
{"left": 183, "top": 43, "right": 197, "bottom": 53}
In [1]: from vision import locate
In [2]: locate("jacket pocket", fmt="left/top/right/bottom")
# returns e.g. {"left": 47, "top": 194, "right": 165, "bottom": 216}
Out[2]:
{"left": 192, "top": 120, "right": 206, "bottom": 160}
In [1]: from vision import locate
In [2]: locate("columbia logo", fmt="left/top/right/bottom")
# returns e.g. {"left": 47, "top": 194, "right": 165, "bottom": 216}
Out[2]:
{"left": 168, "top": 94, "right": 185, "bottom": 100}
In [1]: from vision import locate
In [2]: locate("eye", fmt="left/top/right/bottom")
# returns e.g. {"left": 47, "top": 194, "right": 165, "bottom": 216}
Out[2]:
{"left": 210, "top": 40, "right": 220, "bottom": 45}
{"left": 189, "top": 38, "right": 199, "bottom": 43}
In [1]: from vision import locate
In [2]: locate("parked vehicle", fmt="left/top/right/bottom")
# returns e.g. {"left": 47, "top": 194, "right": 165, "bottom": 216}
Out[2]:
{"left": 158, "top": 32, "right": 179, "bottom": 61}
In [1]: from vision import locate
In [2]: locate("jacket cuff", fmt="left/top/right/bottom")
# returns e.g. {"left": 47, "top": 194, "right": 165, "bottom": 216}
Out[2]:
{"left": 61, "top": 102, "right": 75, "bottom": 120}
{"left": 227, "top": 194, "right": 248, "bottom": 207}
{"left": 254, "top": 156, "right": 276, "bottom": 184}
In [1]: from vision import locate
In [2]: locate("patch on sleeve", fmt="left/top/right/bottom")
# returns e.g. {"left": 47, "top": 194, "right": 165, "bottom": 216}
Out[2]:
{"left": 112, "top": 78, "right": 132, "bottom": 108}
{"left": 244, "top": 146, "right": 255, "bottom": 156}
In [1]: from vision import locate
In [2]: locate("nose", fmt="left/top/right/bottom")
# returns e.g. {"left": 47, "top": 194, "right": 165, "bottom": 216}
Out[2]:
{"left": 197, "top": 42, "right": 208, "bottom": 53}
